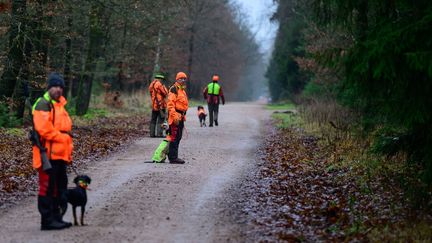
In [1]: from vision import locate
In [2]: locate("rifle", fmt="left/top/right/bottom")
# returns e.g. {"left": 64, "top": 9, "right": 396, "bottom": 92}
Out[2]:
{"left": 26, "top": 98, "right": 52, "bottom": 172}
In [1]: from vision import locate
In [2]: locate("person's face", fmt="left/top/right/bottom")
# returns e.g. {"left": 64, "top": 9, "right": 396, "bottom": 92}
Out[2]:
{"left": 177, "top": 78, "right": 186, "bottom": 85}
{"left": 48, "top": 86, "right": 63, "bottom": 101}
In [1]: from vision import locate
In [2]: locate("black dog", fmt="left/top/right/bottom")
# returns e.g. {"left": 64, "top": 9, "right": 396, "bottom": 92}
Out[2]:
{"left": 62, "top": 175, "right": 91, "bottom": 226}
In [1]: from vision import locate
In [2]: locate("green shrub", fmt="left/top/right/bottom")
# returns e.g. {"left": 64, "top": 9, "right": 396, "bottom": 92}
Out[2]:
{"left": 0, "top": 102, "right": 22, "bottom": 128}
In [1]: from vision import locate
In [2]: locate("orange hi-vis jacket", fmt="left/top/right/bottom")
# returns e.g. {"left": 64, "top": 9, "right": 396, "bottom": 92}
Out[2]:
{"left": 32, "top": 92, "right": 73, "bottom": 169}
{"left": 167, "top": 82, "right": 189, "bottom": 126}
{"left": 149, "top": 79, "right": 168, "bottom": 111}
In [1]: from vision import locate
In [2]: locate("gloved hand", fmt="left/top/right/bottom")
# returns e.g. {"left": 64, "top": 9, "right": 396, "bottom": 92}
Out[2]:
{"left": 174, "top": 113, "right": 181, "bottom": 125}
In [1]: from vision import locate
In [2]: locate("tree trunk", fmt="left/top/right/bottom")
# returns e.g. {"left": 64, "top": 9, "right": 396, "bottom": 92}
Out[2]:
{"left": 76, "top": 3, "right": 104, "bottom": 116}
{"left": 12, "top": 33, "right": 33, "bottom": 120}
{"left": 187, "top": 23, "right": 199, "bottom": 97}
{"left": 356, "top": 0, "right": 368, "bottom": 42}
{"left": 115, "top": 17, "right": 128, "bottom": 92}
{"left": 70, "top": 74, "right": 80, "bottom": 98}
{"left": 153, "top": 28, "right": 162, "bottom": 75}
{"left": 63, "top": 17, "right": 73, "bottom": 99}
{"left": 0, "top": 0, "right": 27, "bottom": 100}
{"left": 76, "top": 73, "right": 93, "bottom": 116}
{"left": 30, "top": 0, "right": 52, "bottom": 102}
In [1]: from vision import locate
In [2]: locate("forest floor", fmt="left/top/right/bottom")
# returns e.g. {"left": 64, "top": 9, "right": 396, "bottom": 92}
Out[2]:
{"left": 0, "top": 102, "right": 431, "bottom": 242}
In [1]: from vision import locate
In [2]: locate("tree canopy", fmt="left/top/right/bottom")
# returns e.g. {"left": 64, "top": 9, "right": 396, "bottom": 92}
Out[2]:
{"left": 268, "top": 0, "right": 432, "bottom": 202}
{"left": 0, "top": 0, "right": 266, "bottom": 118}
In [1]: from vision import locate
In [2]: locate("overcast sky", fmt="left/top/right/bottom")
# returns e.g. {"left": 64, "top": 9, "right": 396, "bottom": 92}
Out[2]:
{"left": 232, "top": 0, "right": 278, "bottom": 58}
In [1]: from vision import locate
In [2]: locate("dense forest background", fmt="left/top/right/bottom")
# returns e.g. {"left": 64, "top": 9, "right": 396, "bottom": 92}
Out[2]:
{"left": 0, "top": 0, "right": 266, "bottom": 118}
{"left": 268, "top": 0, "right": 432, "bottom": 205}
{"left": 1, "top": 1, "right": 432, "bottom": 239}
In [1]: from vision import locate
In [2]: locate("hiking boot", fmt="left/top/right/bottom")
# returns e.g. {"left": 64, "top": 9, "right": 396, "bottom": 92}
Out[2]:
{"left": 169, "top": 158, "right": 185, "bottom": 164}
{"left": 41, "top": 220, "right": 68, "bottom": 230}
{"left": 59, "top": 220, "right": 72, "bottom": 228}
{"left": 54, "top": 216, "right": 72, "bottom": 228}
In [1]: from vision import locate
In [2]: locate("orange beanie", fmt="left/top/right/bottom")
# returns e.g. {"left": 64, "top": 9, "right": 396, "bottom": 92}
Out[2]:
{"left": 212, "top": 75, "right": 219, "bottom": 81}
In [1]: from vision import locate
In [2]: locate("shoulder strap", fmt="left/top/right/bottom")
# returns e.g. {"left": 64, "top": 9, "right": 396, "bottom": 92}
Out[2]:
{"left": 169, "top": 85, "right": 178, "bottom": 95}
{"left": 33, "top": 96, "right": 53, "bottom": 112}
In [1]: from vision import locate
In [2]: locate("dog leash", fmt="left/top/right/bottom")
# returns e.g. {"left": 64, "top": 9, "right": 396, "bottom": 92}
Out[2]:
{"left": 183, "top": 124, "right": 188, "bottom": 139}
{"left": 70, "top": 164, "right": 80, "bottom": 176}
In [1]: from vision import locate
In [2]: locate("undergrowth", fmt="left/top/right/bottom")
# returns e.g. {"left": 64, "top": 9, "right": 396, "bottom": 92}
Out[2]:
{"left": 267, "top": 101, "right": 432, "bottom": 241}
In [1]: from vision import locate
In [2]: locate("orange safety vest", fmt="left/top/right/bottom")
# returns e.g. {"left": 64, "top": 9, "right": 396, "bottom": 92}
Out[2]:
{"left": 32, "top": 92, "right": 73, "bottom": 169}
{"left": 167, "top": 82, "right": 189, "bottom": 126}
{"left": 149, "top": 79, "right": 168, "bottom": 111}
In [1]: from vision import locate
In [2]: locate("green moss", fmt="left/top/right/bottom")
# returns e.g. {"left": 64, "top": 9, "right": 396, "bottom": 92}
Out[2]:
{"left": 272, "top": 112, "right": 303, "bottom": 129}
{"left": 266, "top": 102, "right": 296, "bottom": 111}
{"left": 82, "top": 108, "right": 109, "bottom": 120}
{"left": 3, "top": 128, "right": 26, "bottom": 137}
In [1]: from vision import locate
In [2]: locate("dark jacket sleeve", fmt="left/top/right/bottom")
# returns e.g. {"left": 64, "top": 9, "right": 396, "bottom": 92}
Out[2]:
{"left": 203, "top": 87, "right": 208, "bottom": 100}
{"left": 219, "top": 87, "right": 225, "bottom": 104}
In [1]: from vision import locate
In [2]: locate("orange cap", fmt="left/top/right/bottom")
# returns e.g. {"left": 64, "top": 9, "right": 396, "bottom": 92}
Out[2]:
{"left": 212, "top": 75, "right": 219, "bottom": 81}
{"left": 176, "top": 72, "right": 187, "bottom": 80}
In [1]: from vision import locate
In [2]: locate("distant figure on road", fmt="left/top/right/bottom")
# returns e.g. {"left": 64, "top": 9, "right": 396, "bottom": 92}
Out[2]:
{"left": 149, "top": 73, "right": 168, "bottom": 137}
{"left": 203, "top": 74, "right": 225, "bottom": 127}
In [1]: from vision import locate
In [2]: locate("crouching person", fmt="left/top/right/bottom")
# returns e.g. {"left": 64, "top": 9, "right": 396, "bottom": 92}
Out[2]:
{"left": 32, "top": 73, "right": 73, "bottom": 230}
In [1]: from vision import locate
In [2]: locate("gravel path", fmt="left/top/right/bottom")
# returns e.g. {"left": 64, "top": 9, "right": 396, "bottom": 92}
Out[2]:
{"left": 0, "top": 102, "right": 270, "bottom": 243}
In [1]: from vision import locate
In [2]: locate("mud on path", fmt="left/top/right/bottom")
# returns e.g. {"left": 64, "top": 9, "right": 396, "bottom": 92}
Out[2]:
{"left": 0, "top": 102, "right": 270, "bottom": 242}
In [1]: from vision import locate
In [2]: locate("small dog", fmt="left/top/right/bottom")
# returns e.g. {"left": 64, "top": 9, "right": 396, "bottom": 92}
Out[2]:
{"left": 62, "top": 175, "right": 92, "bottom": 226}
{"left": 197, "top": 105, "right": 207, "bottom": 127}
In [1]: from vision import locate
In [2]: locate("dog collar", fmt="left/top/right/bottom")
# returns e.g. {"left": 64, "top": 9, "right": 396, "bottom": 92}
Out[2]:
{"left": 79, "top": 180, "right": 88, "bottom": 189}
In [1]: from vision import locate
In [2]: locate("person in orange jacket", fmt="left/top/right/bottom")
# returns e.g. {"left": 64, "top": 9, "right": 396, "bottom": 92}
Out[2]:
{"left": 149, "top": 73, "right": 168, "bottom": 137}
{"left": 32, "top": 72, "right": 73, "bottom": 230}
{"left": 166, "top": 71, "right": 189, "bottom": 164}
{"left": 203, "top": 74, "right": 225, "bottom": 127}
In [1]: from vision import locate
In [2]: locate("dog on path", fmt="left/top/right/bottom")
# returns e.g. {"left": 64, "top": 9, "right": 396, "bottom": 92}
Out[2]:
{"left": 62, "top": 175, "right": 92, "bottom": 226}
{"left": 197, "top": 105, "right": 207, "bottom": 127}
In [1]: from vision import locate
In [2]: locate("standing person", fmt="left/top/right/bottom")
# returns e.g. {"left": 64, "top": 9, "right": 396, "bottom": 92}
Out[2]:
{"left": 32, "top": 72, "right": 73, "bottom": 230}
{"left": 203, "top": 74, "right": 225, "bottom": 127}
{"left": 149, "top": 73, "right": 168, "bottom": 137}
{"left": 166, "top": 72, "right": 189, "bottom": 164}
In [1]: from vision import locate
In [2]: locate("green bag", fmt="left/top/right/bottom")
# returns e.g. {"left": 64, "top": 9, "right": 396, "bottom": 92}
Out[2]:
{"left": 152, "top": 140, "right": 170, "bottom": 163}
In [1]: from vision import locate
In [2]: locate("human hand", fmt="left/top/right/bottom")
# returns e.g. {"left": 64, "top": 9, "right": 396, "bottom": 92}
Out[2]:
{"left": 174, "top": 114, "right": 181, "bottom": 125}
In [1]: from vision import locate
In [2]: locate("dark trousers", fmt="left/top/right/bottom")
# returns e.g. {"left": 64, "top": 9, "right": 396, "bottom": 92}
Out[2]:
{"left": 150, "top": 109, "right": 166, "bottom": 137}
{"left": 38, "top": 160, "right": 68, "bottom": 225}
{"left": 207, "top": 103, "right": 219, "bottom": 126}
{"left": 168, "top": 120, "right": 184, "bottom": 160}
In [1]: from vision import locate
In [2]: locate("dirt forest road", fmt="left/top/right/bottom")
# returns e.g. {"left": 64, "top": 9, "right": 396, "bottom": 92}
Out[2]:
{"left": 0, "top": 102, "right": 270, "bottom": 243}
